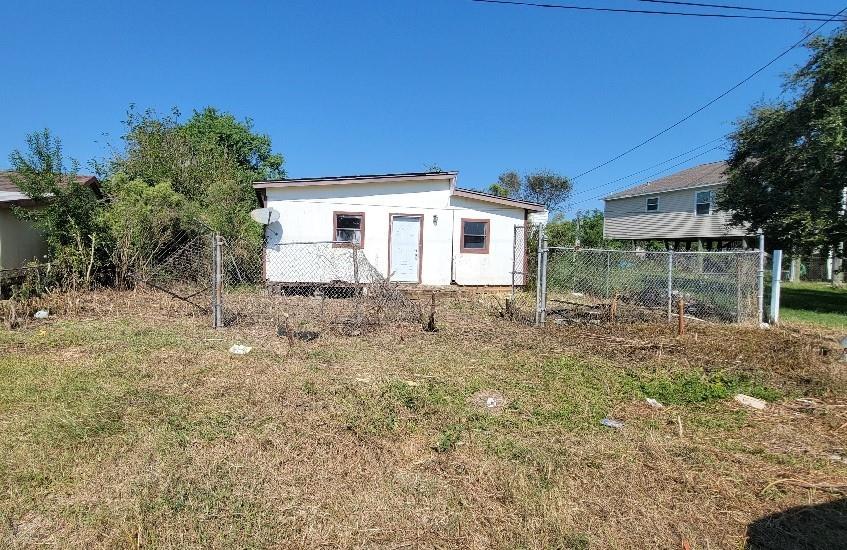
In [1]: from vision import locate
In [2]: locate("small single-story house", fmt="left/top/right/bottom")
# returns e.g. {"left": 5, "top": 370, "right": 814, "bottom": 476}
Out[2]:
{"left": 0, "top": 171, "right": 99, "bottom": 272}
{"left": 253, "top": 171, "right": 547, "bottom": 286}
{"left": 603, "top": 162, "right": 754, "bottom": 250}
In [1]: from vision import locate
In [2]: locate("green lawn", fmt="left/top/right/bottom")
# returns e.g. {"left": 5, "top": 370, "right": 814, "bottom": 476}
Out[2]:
{"left": 777, "top": 281, "right": 847, "bottom": 330}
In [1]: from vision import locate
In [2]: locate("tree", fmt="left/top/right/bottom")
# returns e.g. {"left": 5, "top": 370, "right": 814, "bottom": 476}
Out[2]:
{"left": 720, "top": 26, "right": 847, "bottom": 280}
{"left": 108, "top": 106, "right": 285, "bottom": 242}
{"left": 8, "top": 129, "right": 105, "bottom": 287}
{"left": 488, "top": 170, "right": 572, "bottom": 212}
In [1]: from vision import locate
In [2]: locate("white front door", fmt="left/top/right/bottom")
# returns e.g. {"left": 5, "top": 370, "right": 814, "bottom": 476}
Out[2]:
{"left": 390, "top": 215, "right": 422, "bottom": 283}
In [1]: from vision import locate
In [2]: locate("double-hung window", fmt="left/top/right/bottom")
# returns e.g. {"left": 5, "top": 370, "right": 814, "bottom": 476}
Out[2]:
{"left": 461, "top": 219, "right": 489, "bottom": 253}
{"left": 695, "top": 190, "right": 714, "bottom": 216}
{"left": 646, "top": 197, "right": 659, "bottom": 212}
{"left": 334, "top": 212, "right": 364, "bottom": 247}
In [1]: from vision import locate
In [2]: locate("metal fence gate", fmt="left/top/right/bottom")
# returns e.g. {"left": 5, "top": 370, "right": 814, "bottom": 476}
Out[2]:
{"left": 533, "top": 242, "right": 764, "bottom": 325}
{"left": 144, "top": 231, "right": 421, "bottom": 333}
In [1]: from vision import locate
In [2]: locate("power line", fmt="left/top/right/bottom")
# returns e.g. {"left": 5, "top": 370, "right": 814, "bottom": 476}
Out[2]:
{"left": 569, "top": 146, "right": 726, "bottom": 206}
{"left": 568, "top": 5, "right": 847, "bottom": 181}
{"left": 470, "top": 0, "right": 844, "bottom": 21}
{"left": 637, "top": 0, "right": 847, "bottom": 20}
{"left": 569, "top": 137, "right": 726, "bottom": 198}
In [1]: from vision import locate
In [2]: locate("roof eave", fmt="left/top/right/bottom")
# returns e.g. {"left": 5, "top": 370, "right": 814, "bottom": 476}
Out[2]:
{"left": 604, "top": 181, "right": 727, "bottom": 201}
{"left": 254, "top": 172, "right": 458, "bottom": 189}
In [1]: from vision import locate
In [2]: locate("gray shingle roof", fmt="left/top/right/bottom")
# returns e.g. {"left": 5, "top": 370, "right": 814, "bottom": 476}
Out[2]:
{"left": 604, "top": 161, "right": 728, "bottom": 200}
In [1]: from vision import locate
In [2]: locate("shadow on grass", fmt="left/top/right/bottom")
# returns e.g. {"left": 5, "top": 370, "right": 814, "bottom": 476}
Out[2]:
{"left": 746, "top": 498, "right": 847, "bottom": 550}
{"left": 779, "top": 285, "right": 847, "bottom": 315}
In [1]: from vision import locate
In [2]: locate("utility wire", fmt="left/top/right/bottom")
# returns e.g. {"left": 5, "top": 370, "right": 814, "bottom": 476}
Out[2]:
{"left": 567, "top": 4, "right": 847, "bottom": 181}
{"left": 470, "top": 0, "right": 844, "bottom": 21}
{"left": 570, "top": 146, "right": 726, "bottom": 206}
{"left": 637, "top": 0, "right": 847, "bottom": 20}
{"left": 570, "top": 137, "right": 726, "bottom": 198}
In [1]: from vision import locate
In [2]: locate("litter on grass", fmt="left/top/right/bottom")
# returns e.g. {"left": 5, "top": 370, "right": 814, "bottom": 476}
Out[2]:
{"left": 735, "top": 394, "right": 767, "bottom": 410}
{"left": 33, "top": 310, "right": 49, "bottom": 319}
{"left": 601, "top": 418, "right": 624, "bottom": 429}
{"left": 229, "top": 344, "right": 252, "bottom": 355}
{"left": 646, "top": 398, "right": 664, "bottom": 409}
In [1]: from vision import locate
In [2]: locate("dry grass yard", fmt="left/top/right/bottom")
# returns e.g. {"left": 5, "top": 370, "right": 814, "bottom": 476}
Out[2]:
{"left": 1, "top": 290, "right": 846, "bottom": 549}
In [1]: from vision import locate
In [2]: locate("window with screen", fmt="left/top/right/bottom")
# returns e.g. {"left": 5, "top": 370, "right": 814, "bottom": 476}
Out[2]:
{"left": 461, "top": 219, "right": 489, "bottom": 253}
{"left": 646, "top": 197, "right": 659, "bottom": 212}
{"left": 695, "top": 191, "right": 713, "bottom": 215}
{"left": 334, "top": 212, "right": 364, "bottom": 246}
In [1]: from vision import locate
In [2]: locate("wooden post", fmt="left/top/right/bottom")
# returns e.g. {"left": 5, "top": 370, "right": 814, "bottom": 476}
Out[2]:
{"left": 424, "top": 292, "right": 437, "bottom": 332}
{"left": 677, "top": 295, "right": 685, "bottom": 336}
{"left": 610, "top": 292, "right": 619, "bottom": 323}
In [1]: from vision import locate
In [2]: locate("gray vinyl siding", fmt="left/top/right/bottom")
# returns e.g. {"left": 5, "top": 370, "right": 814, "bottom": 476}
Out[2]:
{"left": 603, "top": 184, "right": 749, "bottom": 240}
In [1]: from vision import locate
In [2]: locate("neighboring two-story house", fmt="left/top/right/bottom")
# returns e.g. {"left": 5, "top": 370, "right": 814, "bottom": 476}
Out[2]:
{"left": 603, "top": 161, "right": 753, "bottom": 250}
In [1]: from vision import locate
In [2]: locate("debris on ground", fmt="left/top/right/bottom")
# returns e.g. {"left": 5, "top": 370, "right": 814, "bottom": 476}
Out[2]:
{"left": 33, "top": 310, "right": 49, "bottom": 319}
{"left": 469, "top": 390, "right": 507, "bottom": 414}
{"left": 601, "top": 418, "right": 624, "bottom": 429}
{"left": 735, "top": 394, "right": 767, "bottom": 410}
{"left": 228, "top": 344, "right": 252, "bottom": 355}
{"left": 646, "top": 398, "right": 664, "bottom": 409}
{"left": 277, "top": 326, "right": 320, "bottom": 341}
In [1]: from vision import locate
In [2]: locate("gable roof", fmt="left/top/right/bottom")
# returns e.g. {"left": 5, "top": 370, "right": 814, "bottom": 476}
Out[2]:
{"left": 604, "top": 162, "right": 728, "bottom": 200}
{"left": 254, "top": 171, "right": 546, "bottom": 212}
{"left": 0, "top": 171, "right": 99, "bottom": 204}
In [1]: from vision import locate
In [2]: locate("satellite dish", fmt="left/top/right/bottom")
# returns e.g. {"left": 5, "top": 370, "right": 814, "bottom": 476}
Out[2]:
{"left": 250, "top": 207, "right": 280, "bottom": 225}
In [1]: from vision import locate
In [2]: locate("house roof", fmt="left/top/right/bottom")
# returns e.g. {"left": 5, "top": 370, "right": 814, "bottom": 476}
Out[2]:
{"left": 0, "top": 171, "right": 99, "bottom": 204}
{"left": 254, "top": 171, "right": 547, "bottom": 212}
{"left": 451, "top": 187, "right": 546, "bottom": 212}
{"left": 604, "top": 161, "right": 728, "bottom": 200}
{"left": 254, "top": 171, "right": 458, "bottom": 188}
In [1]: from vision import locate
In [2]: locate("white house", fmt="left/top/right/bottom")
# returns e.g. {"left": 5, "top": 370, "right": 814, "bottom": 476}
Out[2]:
{"left": 603, "top": 162, "right": 754, "bottom": 250}
{"left": 253, "top": 171, "right": 547, "bottom": 286}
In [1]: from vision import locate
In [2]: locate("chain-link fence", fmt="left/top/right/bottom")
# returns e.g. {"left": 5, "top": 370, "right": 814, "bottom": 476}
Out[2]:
{"left": 218, "top": 237, "right": 421, "bottom": 334}
{"left": 136, "top": 230, "right": 214, "bottom": 312}
{"left": 538, "top": 246, "right": 762, "bottom": 325}
{"left": 141, "top": 230, "right": 422, "bottom": 334}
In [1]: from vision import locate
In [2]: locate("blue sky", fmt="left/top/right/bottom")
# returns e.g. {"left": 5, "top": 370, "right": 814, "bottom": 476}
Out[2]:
{"left": 1, "top": 0, "right": 844, "bottom": 215}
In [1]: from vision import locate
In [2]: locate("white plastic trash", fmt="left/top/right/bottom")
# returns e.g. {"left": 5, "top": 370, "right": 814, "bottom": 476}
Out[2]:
{"left": 600, "top": 418, "right": 624, "bottom": 429}
{"left": 33, "top": 310, "right": 49, "bottom": 319}
{"left": 645, "top": 398, "right": 664, "bottom": 409}
{"left": 734, "top": 394, "right": 767, "bottom": 410}
{"left": 228, "top": 344, "right": 252, "bottom": 355}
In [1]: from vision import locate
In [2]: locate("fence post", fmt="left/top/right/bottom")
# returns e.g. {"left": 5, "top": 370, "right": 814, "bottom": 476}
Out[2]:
{"left": 212, "top": 232, "right": 223, "bottom": 329}
{"left": 511, "top": 225, "right": 518, "bottom": 300}
{"left": 757, "top": 230, "right": 765, "bottom": 325}
{"left": 770, "top": 249, "right": 782, "bottom": 324}
{"left": 535, "top": 226, "right": 547, "bottom": 325}
{"left": 735, "top": 257, "right": 743, "bottom": 324}
{"left": 666, "top": 250, "right": 674, "bottom": 323}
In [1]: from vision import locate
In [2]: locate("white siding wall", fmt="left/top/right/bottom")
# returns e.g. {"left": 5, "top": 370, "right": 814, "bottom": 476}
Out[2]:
{"left": 449, "top": 196, "right": 525, "bottom": 285}
{"left": 603, "top": 184, "right": 749, "bottom": 240}
{"left": 263, "top": 179, "right": 526, "bottom": 286}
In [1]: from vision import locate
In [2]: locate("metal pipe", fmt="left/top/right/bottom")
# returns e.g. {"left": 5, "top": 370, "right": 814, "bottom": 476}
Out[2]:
{"left": 770, "top": 249, "right": 782, "bottom": 324}
{"left": 757, "top": 230, "right": 765, "bottom": 325}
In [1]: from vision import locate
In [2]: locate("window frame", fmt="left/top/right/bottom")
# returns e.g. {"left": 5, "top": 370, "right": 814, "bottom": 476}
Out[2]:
{"left": 332, "top": 211, "right": 365, "bottom": 248}
{"left": 460, "top": 218, "right": 490, "bottom": 254}
{"left": 645, "top": 196, "right": 659, "bottom": 212}
{"left": 695, "top": 190, "right": 713, "bottom": 216}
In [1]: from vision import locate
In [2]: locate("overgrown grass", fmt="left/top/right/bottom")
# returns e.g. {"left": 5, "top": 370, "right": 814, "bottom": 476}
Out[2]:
{"left": 778, "top": 281, "right": 847, "bottom": 330}
{"left": 0, "top": 291, "right": 844, "bottom": 549}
